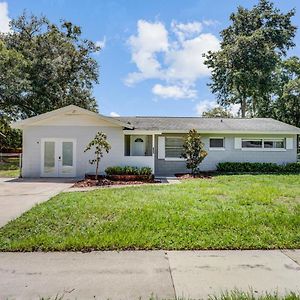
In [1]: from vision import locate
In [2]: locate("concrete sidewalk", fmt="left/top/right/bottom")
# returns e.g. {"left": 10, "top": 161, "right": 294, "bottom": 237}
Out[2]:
{"left": 0, "top": 250, "right": 299, "bottom": 300}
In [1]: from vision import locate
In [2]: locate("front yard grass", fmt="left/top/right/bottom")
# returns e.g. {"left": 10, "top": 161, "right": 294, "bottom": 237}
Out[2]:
{"left": 0, "top": 157, "right": 20, "bottom": 177}
{"left": 210, "top": 290, "right": 300, "bottom": 300}
{"left": 0, "top": 174, "right": 299, "bottom": 251}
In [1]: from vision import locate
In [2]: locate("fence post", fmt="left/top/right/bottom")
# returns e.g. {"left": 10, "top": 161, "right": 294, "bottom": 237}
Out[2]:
{"left": 19, "top": 153, "right": 22, "bottom": 178}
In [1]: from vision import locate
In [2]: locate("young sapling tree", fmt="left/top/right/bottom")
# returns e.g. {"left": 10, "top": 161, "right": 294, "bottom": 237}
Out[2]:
{"left": 84, "top": 132, "right": 111, "bottom": 180}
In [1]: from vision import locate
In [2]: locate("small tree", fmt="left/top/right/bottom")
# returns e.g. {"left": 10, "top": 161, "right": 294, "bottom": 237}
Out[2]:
{"left": 182, "top": 129, "right": 208, "bottom": 176}
{"left": 84, "top": 132, "right": 111, "bottom": 180}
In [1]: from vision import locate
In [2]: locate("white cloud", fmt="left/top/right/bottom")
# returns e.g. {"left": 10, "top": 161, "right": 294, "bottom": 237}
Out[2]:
{"left": 0, "top": 2, "right": 10, "bottom": 33}
{"left": 195, "top": 100, "right": 218, "bottom": 116}
{"left": 109, "top": 111, "right": 120, "bottom": 117}
{"left": 165, "top": 33, "right": 219, "bottom": 83}
{"left": 125, "top": 20, "right": 220, "bottom": 99}
{"left": 125, "top": 20, "right": 168, "bottom": 86}
{"left": 152, "top": 84, "right": 197, "bottom": 99}
{"left": 202, "top": 19, "right": 220, "bottom": 26}
{"left": 95, "top": 36, "right": 106, "bottom": 49}
{"left": 171, "top": 21, "right": 203, "bottom": 43}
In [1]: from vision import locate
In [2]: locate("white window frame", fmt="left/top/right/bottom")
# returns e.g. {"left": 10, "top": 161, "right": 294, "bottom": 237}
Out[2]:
{"left": 209, "top": 137, "right": 225, "bottom": 151}
{"left": 165, "top": 136, "right": 185, "bottom": 161}
{"left": 241, "top": 138, "right": 286, "bottom": 151}
{"left": 263, "top": 139, "right": 285, "bottom": 150}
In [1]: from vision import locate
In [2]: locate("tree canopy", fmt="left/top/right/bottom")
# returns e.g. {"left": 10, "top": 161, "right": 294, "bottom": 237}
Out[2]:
{"left": 274, "top": 57, "right": 300, "bottom": 128}
{"left": 205, "top": 0, "right": 296, "bottom": 117}
{"left": 0, "top": 13, "right": 100, "bottom": 121}
{"left": 202, "top": 107, "right": 233, "bottom": 118}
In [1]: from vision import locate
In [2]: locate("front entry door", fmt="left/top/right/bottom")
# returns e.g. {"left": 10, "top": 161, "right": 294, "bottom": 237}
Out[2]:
{"left": 41, "top": 139, "right": 76, "bottom": 177}
{"left": 131, "top": 135, "right": 146, "bottom": 156}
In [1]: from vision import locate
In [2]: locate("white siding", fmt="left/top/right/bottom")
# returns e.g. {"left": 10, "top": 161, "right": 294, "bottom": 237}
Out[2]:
{"left": 22, "top": 125, "right": 154, "bottom": 178}
{"left": 155, "top": 133, "right": 298, "bottom": 175}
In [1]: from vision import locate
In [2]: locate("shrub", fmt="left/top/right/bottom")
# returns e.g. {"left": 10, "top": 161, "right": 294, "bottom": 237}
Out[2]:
{"left": 284, "top": 162, "right": 300, "bottom": 173}
{"left": 105, "top": 166, "right": 152, "bottom": 176}
{"left": 217, "top": 162, "right": 300, "bottom": 174}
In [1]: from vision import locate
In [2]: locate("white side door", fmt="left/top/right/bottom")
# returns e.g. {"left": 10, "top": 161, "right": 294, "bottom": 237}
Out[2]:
{"left": 41, "top": 139, "right": 76, "bottom": 177}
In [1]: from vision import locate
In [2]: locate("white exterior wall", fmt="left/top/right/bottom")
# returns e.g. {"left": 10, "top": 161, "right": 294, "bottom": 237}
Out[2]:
{"left": 22, "top": 124, "right": 154, "bottom": 178}
{"left": 155, "top": 133, "right": 298, "bottom": 176}
{"left": 20, "top": 110, "right": 298, "bottom": 177}
{"left": 201, "top": 133, "right": 298, "bottom": 171}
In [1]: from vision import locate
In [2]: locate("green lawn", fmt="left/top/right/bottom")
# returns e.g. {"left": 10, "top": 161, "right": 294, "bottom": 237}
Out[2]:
{"left": 39, "top": 291, "right": 300, "bottom": 300}
{"left": 0, "top": 174, "right": 300, "bottom": 251}
{"left": 0, "top": 157, "right": 20, "bottom": 177}
{"left": 209, "top": 291, "right": 300, "bottom": 300}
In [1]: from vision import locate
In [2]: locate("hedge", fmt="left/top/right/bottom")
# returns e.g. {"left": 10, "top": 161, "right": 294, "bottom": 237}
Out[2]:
{"left": 217, "top": 162, "right": 300, "bottom": 174}
{"left": 105, "top": 166, "right": 152, "bottom": 176}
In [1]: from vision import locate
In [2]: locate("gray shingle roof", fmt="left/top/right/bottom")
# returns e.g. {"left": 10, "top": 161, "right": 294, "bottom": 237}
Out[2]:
{"left": 114, "top": 116, "right": 300, "bottom": 133}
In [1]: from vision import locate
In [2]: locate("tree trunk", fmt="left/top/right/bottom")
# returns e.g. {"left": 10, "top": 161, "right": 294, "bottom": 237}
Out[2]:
{"left": 95, "top": 156, "right": 99, "bottom": 180}
{"left": 252, "top": 95, "right": 256, "bottom": 117}
{"left": 241, "top": 98, "right": 246, "bottom": 118}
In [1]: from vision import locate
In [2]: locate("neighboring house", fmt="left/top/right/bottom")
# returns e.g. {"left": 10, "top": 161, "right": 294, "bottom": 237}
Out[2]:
{"left": 12, "top": 105, "right": 300, "bottom": 178}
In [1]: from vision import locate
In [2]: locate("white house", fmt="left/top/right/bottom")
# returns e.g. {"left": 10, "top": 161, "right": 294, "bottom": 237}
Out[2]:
{"left": 12, "top": 105, "right": 300, "bottom": 177}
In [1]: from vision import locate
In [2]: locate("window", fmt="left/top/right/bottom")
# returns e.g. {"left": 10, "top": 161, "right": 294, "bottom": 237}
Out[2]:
{"left": 165, "top": 137, "right": 184, "bottom": 158}
{"left": 135, "top": 138, "right": 144, "bottom": 143}
{"left": 264, "top": 139, "right": 285, "bottom": 149}
{"left": 242, "top": 139, "right": 263, "bottom": 148}
{"left": 241, "top": 138, "right": 285, "bottom": 150}
{"left": 209, "top": 138, "right": 224, "bottom": 149}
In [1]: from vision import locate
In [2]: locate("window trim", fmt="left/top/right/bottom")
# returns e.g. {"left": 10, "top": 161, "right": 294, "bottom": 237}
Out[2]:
{"left": 209, "top": 137, "right": 225, "bottom": 150}
{"left": 241, "top": 138, "right": 286, "bottom": 151}
{"left": 165, "top": 136, "right": 185, "bottom": 160}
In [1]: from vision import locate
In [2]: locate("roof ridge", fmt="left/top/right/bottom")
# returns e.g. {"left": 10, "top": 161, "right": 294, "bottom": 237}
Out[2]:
{"left": 113, "top": 116, "right": 272, "bottom": 120}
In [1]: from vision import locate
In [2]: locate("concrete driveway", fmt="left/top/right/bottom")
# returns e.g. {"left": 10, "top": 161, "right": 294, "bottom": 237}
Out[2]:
{"left": 0, "top": 178, "right": 74, "bottom": 227}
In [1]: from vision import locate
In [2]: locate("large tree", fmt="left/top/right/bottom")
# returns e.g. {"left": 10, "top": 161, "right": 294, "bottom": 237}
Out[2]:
{"left": 205, "top": 0, "right": 296, "bottom": 117}
{"left": 0, "top": 13, "right": 100, "bottom": 120}
{"left": 273, "top": 57, "right": 300, "bottom": 127}
{"left": 0, "top": 115, "right": 22, "bottom": 152}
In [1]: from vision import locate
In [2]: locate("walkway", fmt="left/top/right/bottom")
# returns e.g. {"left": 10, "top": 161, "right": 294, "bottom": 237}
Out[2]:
{"left": 0, "top": 250, "right": 299, "bottom": 299}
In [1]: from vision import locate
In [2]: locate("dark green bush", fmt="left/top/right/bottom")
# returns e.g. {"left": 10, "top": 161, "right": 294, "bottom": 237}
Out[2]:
{"left": 105, "top": 166, "right": 152, "bottom": 176}
{"left": 217, "top": 162, "right": 300, "bottom": 174}
{"left": 284, "top": 162, "right": 300, "bottom": 173}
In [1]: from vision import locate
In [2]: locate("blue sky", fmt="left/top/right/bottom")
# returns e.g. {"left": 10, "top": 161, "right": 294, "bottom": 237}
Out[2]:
{"left": 1, "top": 0, "right": 300, "bottom": 117}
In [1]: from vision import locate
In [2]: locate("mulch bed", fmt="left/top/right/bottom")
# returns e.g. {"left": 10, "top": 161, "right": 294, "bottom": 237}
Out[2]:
{"left": 175, "top": 173, "right": 213, "bottom": 180}
{"left": 73, "top": 178, "right": 160, "bottom": 188}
